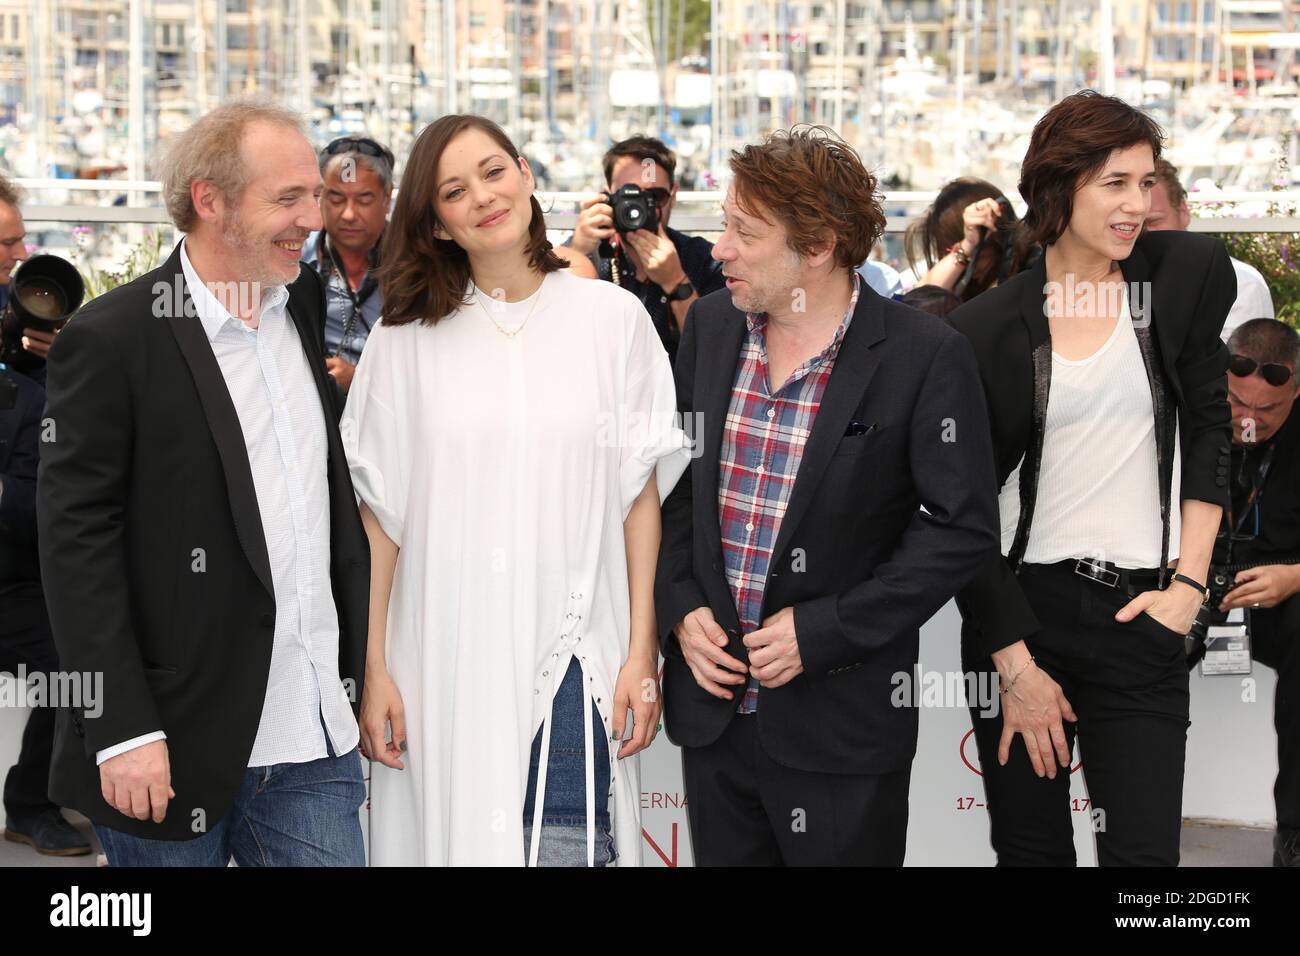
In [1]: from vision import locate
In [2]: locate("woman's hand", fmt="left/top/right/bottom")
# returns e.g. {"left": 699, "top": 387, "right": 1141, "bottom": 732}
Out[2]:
{"left": 961, "top": 198, "right": 1002, "bottom": 252}
{"left": 612, "top": 652, "right": 662, "bottom": 759}
{"left": 359, "top": 669, "right": 407, "bottom": 770}
{"left": 991, "top": 641, "right": 1077, "bottom": 779}
{"left": 1116, "top": 581, "right": 1203, "bottom": 635}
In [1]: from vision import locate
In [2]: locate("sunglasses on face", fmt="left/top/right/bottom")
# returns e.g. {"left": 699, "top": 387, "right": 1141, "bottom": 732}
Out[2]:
{"left": 1229, "top": 354, "right": 1294, "bottom": 387}
{"left": 323, "top": 137, "right": 395, "bottom": 167}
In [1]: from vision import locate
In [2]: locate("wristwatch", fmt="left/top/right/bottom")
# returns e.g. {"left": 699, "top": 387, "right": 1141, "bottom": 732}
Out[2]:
{"left": 665, "top": 278, "right": 695, "bottom": 302}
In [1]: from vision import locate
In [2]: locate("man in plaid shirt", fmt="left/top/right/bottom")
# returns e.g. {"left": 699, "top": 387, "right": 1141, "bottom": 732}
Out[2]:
{"left": 655, "top": 128, "right": 1000, "bottom": 865}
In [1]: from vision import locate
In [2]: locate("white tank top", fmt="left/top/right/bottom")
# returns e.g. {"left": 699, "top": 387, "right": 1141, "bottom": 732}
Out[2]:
{"left": 999, "top": 296, "right": 1181, "bottom": 569}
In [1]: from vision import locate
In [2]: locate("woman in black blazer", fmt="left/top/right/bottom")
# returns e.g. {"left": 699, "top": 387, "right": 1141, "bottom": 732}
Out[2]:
{"left": 949, "top": 90, "right": 1237, "bottom": 866}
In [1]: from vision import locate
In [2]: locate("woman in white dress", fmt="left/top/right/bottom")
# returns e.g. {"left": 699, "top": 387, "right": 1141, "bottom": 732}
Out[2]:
{"left": 341, "top": 114, "right": 690, "bottom": 866}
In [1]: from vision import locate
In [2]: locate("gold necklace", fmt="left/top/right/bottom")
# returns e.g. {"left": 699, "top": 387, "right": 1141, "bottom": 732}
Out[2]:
{"left": 471, "top": 277, "right": 545, "bottom": 339}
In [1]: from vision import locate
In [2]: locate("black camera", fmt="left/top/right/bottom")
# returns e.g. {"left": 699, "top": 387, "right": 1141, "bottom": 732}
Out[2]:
{"left": 1, "top": 254, "right": 86, "bottom": 374}
{"left": 1185, "top": 565, "right": 1242, "bottom": 667}
{"left": 605, "top": 184, "right": 661, "bottom": 235}
{"left": 1207, "top": 566, "right": 1238, "bottom": 611}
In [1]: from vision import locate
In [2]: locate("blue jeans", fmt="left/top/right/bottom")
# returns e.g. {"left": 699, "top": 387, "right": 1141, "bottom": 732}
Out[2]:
{"left": 94, "top": 748, "right": 366, "bottom": 867}
{"left": 523, "top": 657, "right": 616, "bottom": 866}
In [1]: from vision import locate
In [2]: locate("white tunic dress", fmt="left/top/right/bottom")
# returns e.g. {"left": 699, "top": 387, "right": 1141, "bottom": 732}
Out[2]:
{"left": 340, "top": 270, "right": 690, "bottom": 866}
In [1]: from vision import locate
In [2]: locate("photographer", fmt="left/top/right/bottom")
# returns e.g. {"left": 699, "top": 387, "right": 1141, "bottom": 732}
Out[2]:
{"left": 568, "top": 136, "right": 724, "bottom": 362}
{"left": 302, "top": 136, "right": 393, "bottom": 395}
{"left": 0, "top": 361, "right": 91, "bottom": 855}
{"left": 904, "top": 177, "right": 1038, "bottom": 302}
{"left": 1216, "top": 318, "right": 1300, "bottom": 866}
{"left": 0, "top": 172, "right": 91, "bottom": 855}
{"left": 0, "top": 177, "right": 49, "bottom": 385}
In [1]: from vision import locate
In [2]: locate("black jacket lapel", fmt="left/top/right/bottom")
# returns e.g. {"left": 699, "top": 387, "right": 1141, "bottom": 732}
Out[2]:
{"left": 162, "top": 243, "right": 275, "bottom": 599}
{"left": 698, "top": 308, "right": 749, "bottom": 564}
{"left": 1018, "top": 254, "right": 1051, "bottom": 348}
{"left": 286, "top": 269, "right": 338, "bottom": 426}
{"left": 768, "top": 286, "right": 886, "bottom": 568}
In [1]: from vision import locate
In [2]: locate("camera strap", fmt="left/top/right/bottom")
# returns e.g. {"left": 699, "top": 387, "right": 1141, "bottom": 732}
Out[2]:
{"left": 320, "top": 233, "right": 379, "bottom": 358}
{"left": 1231, "top": 443, "right": 1276, "bottom": 537}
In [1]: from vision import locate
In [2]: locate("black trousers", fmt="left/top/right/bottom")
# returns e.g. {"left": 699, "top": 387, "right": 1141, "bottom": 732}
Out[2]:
{"left": 0, "top": 596, "right": 60, "bottom": 818}
{"left": 1252, "top": 594, "right": 1300, "bottom": 831}
{"left": 964, "top": 562, "right": 1190, "bottom": 866}
{"left": 681, "top": 712, "right": 911, "bottom": 866}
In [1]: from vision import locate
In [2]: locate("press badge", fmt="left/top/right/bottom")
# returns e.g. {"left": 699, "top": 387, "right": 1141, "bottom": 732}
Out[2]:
{"left": 1200, "top": 607, "right": 1252, "bottom": 676}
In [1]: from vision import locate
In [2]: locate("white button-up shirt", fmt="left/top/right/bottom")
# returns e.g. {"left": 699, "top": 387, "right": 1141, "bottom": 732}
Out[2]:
{"left": 97, "top": 242, "right": 359, "bottom": 767}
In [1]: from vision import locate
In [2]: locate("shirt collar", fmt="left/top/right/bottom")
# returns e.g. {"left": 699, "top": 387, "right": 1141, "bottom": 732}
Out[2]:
{"left": 745, "top": 270, "right": 861, "bottom": 356}
{"left": 306, "top": 229, "right": 383, "bottom": 277}
{"left": 179, "top": 238, "right": 290, "bottom": 342}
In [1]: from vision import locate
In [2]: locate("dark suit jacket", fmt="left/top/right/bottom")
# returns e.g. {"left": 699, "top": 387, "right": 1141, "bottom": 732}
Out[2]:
{"left": 0, "top": 368, "right": 47, "bottom": 628}
{"left": 655, "top": 282, "right": 1001, "bottom": 775}
{"left": 37, "top": 243, "right": 370, "bottom": 840}
{"left": 948, "top": 230, "right": 1236, "bottom": 659}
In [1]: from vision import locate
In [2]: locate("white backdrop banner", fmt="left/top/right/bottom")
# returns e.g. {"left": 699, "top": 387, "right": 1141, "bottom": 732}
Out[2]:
{"left": 0, "top": 600, "right": 1278, "bottom": 865}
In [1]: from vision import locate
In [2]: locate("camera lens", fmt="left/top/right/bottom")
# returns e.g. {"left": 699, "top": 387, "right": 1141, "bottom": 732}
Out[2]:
{"left": 16, "top": 278, "right": 68, "bottom": 321}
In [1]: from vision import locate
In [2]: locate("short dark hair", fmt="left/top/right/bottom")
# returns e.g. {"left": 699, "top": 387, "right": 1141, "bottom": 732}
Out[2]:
{"left": 0, "top": 172, "right": 21, "bottom": 208}
{"left": 1019, "top": 90, "right": 1165, "bottom": 246}
{"left": 1229, "top": 318, "right": 1300, "bottom": 369}
{"left": 1152, "top": 158, "right": 1187, "bottom": 209}
{"left": 901, "top": 284, "right": 963, "bottom": 318}
{"left": 603, "top": 136, "right": 677, "bottom": 187}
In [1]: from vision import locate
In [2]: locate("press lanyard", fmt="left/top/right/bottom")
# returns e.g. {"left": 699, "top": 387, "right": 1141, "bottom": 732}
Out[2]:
{"left": 322, "top": 234, "right": 377, "bottom": 357}
{"left": 1232, "top": 443, "right": 1276, "bottom": 536}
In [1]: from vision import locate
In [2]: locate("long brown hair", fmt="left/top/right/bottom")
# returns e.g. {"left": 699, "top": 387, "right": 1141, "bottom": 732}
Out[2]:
{"left": 378, "top": 114, "right": 566, "bottom": 326}
{"left": 904, "top": 177, "right": 1035, "bottom": 301}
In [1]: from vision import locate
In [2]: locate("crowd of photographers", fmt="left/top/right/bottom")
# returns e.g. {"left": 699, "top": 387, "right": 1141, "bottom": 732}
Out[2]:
{"left": 0, "top": 128, "right": 1296, "bottom": 865}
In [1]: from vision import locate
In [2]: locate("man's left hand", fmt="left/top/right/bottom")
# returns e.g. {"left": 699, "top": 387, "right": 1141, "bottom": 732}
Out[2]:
{"left": 21, "top": 327, "right": 57, "bottom": 360}
{"left": 326, "top": 356, "right": 356, "bottom": 392}
{"left": 622, "top": 224, "right": 686, "bottom": 291}
{"left": 1221, "top": 565, "right": 1300, "bottom": 611}
{"left": 744, "top": 607, "right": 804, "bottom": 688}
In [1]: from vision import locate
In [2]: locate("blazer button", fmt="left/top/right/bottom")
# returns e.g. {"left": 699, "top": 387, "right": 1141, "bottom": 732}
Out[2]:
{"left": 1216, "top": 477, "right": 1227, "bottom": 488}
{"left": 259, "top": 613, "right": 275, "bottom": 628}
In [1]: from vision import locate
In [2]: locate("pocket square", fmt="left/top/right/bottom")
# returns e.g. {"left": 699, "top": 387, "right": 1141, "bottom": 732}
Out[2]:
{"left": 844, "top": 420, "right": 877, "bottom": 437}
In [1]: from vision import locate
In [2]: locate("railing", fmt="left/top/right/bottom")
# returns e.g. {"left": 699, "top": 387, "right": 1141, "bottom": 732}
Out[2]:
{"left": 15, "top": 180, "right": 1300, "bottom": 234}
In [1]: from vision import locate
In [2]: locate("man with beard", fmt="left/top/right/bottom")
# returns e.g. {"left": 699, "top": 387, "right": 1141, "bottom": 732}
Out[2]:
{"left": 38, "top": 102, "right": 371, "bottom": 865}
{"left": 655, "top": 127, "right": 999, "bottom": 864}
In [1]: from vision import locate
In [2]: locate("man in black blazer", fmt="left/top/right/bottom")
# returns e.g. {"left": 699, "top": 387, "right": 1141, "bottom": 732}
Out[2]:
{"left": 38, "top": 103, "right": 370, "bottom": 866}
{"left": 655, "top": 128, "right": 1000, "bottom": 866}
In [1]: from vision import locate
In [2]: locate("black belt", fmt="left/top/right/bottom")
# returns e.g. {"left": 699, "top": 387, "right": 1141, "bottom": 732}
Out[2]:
{"left": 1037, "top": 558, "right": 1165, "bottom": 598}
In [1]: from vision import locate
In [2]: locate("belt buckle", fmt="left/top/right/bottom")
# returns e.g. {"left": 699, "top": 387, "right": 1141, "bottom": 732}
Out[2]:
{"left": 1075, "top": 558, "right": 1119, "bottom": 588}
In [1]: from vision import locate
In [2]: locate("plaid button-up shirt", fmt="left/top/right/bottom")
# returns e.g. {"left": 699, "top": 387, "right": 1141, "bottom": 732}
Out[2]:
{"left": 718, "top": 273, "right": 860, "bottom": 713}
